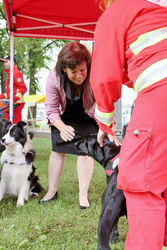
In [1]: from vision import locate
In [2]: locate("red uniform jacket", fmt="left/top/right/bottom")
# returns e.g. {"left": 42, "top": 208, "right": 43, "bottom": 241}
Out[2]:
{"left": 0, "top": 65, "right": 27, "bottom": 104}
{"left": 90, "top": 0, "right": 167, "bottom": 135}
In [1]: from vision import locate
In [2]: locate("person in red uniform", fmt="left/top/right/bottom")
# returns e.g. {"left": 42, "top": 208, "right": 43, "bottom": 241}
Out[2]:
{"left": 90, "top": 0, "right": 167, "bottom": 249}
{"left": 0, "top": 56, "right": 27, "bottom": 123}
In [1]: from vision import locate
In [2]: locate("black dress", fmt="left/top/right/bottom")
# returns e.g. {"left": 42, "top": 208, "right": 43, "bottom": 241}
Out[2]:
{"left": 51, "top": 79, "right": 98, "bottom": 155}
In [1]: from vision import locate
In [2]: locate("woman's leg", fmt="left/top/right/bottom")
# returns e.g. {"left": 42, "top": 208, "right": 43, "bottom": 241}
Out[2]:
{"left": 77, "top": 155, "right": 94, "bottom": 207}
{"left": 41, "top": 151, "right": 66, "bottom": 201}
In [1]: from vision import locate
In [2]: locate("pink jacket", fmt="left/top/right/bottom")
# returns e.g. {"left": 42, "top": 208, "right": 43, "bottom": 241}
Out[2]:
{"left": 45, "top": 67, "right": 96, "bottom": 124}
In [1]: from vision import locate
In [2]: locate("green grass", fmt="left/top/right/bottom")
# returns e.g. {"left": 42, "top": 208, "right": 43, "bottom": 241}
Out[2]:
{"left": 0, "top": 137, "right": 128, "bottom": 249}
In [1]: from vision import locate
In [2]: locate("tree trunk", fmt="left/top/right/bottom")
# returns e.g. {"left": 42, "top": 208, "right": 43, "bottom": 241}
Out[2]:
{"left": 0, "top": 65, "right": 6, "bottom": 94}
{"left": 28, "top": 48, "right": 37, "bottom": 124}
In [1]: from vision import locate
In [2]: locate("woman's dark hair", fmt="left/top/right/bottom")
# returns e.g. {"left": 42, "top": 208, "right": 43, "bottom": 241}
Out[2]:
{"left": 56, "top": 41, "right": 91, "bottom": 79}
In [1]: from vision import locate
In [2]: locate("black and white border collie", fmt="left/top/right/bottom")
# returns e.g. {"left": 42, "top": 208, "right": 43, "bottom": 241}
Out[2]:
{"left": 0, "top": 119, "right": 43, "bottom": 207}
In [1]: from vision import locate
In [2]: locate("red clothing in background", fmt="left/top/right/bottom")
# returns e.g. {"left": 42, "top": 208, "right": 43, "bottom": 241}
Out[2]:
{"left": 0, "top": 64, "right": 27, "bottom": 123}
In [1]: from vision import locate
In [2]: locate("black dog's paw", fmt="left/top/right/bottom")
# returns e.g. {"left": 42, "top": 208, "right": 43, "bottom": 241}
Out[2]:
{"left": 110, "top": 229, "right": 119, "bottom": 244}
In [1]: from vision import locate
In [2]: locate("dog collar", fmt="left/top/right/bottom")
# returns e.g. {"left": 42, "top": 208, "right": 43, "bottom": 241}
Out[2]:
{"left": 105, "top": 154, "right": 120, "bottom": 176}
{"left": 3, "top": 161, "right": 26, "bottom": 166}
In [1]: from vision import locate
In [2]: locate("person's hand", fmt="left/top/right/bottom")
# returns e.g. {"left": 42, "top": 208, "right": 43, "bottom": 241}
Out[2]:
{"left": 97, "top": 126, "right": 122, "bottom": 147}
{"left": 108, "top": 132, "right": 122, "bottom": 147}
{"left": 97, "top": 129, "right": 106, "bottom": 147}
{"left": 60, "top": 125, "right": 75, "bottom": 142}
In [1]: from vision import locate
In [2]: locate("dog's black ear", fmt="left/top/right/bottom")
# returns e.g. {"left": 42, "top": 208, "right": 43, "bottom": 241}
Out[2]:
{"left": 1, "top": 118, "right": 12, "bottom": 127}
{"left": 0, "top": 117, "right": 5, "bottom": 139}
{"left": 0, "top": 119, "right": 12, "bottom": 139}
{"left": 17, "top": 121, "right": 27, "bottom": 128}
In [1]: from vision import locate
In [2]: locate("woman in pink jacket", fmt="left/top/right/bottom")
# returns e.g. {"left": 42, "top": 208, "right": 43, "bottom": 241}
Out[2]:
{"left": 39, "top": 42, "right": 98, "bottom": 209}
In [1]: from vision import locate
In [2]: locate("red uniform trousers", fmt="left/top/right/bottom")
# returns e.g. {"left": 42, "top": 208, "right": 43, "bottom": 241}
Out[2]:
{"left": 4, "top": 103, "right": 25, "bottom": 124}
{"left": 124, "top": 190, "right": 167, "bottom": 250}
{"left": 117, "top": 83, "right": 167, "bottom": 250}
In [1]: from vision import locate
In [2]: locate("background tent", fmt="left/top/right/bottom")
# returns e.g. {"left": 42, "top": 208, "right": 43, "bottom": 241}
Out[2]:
{"left": 3, "top": 0, "right": 103, "bottom": 40}
{"left": 2, "top": 0, "right": 103, "bottom": 121}
{"left": 24, "top": 95, "right": 46, "bottom": 128}
{"left": 24, "top": 95, "right": 45, "bottom": 105}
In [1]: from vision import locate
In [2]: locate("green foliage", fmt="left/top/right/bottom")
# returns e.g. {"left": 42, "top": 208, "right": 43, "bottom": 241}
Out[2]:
{"left": 0, "top": 2, "right": 10, "bottom": 92}
{"left": 0, "top": 1, "right": 90, "bottom": 97}
{"left": 0, "top": 3, "right": 68, "bottom": 95}
{"left": 81, "top": 41, "right": 93, "bottom": 55}
{"left": 0, "top": 137, "right": 128, "bottom": 249}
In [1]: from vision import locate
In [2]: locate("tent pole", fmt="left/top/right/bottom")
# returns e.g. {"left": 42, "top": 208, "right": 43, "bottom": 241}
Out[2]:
{"left": 9, "top": 31, "right": 14, "bottom": 122}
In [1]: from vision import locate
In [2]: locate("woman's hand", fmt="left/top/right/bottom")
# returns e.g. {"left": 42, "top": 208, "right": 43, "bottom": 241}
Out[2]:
{"left": 97, "top": 126, "right": 122, "bottom": 147}
{"left": 53, "top": 119, "right": 75, "bottom": 142}
{"left": 60, "top": 125, "right": 75, "bottom": 142}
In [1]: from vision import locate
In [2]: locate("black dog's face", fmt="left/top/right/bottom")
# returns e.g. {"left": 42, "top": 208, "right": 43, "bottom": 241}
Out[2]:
{"left": 1, "top": 121, "right": 27, "bottom": 147}
{"left": 75, "top": 134, "right": 121, "bottom": 167}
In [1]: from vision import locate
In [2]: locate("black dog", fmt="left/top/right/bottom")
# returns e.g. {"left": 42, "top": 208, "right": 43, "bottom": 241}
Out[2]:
{"left": 75, "top": 134, "right": 127, "bottom": 250}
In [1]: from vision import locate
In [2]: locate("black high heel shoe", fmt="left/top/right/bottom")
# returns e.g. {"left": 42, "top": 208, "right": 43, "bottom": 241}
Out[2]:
{"left": 38, "top": 192, "right": 58, "bottom": 204}
{"left": 79, "top": 204, "right": 90, "bottom": 210}
{"left": 79, "top": 198, "right": 91, "bottom": 210}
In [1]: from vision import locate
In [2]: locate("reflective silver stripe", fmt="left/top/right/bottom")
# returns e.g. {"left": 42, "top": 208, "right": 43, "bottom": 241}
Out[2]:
{"left": 130, "top": 27, "right": 167, "bottom": 55}
{"left": 134, "top": 58, "right": 167, "bottom": 94}
{"left": 95, "top": 105, "right": 113, "bottom": 126}
{"left": 16, "top": 92, "right": 23, "bottom": 99}
{"left": 16, "top": 99, "right": 24, "bottom": 103}
{"left": 15, "top": 90, "right": 24, "bottom": 103}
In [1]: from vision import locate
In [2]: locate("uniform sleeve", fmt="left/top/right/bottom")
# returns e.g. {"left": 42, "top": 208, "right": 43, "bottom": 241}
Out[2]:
{"left": 13, "top": 72, "right": 27, "bottom": 103}
{"left": 122, "top": 68, "right": 133, "bottom": 88}
{"left": 90, "top": 2, "right": 127, "bottom": 135}
{"left": 0, "top": 93, "right": 6, "bottom": 99}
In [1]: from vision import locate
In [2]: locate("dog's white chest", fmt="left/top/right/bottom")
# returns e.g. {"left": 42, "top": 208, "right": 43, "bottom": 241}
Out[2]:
{"left": 1, "top": 156, "right": 32, "bottom": 197}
